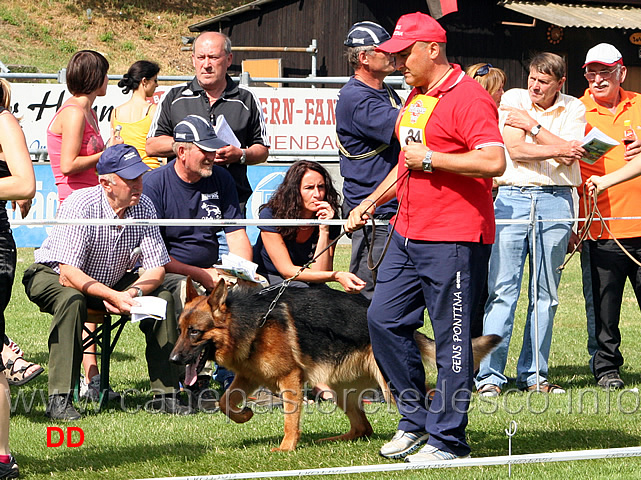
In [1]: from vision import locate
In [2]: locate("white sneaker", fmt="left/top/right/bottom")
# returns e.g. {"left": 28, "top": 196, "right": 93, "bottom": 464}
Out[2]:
{"left": 80, "top": 374, "right": 121, "bottom": 402}
{"left": 405, "top": 444, "right": 470, "bottom": 463}
{"left": 379, "top": 430, "right": 429, "bottom": 459}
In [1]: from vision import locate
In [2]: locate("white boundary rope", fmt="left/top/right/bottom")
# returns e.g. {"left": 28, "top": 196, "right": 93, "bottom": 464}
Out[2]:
{"left": 133, "top": 446, "right": 641, "bottom": 480}
{"left": 8, "top": 216, "right": 641, "bottom": 227}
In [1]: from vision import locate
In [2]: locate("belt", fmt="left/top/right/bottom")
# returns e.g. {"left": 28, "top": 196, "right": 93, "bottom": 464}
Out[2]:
{"left": 500, "top": 185, "right": 574, "bottom": 193}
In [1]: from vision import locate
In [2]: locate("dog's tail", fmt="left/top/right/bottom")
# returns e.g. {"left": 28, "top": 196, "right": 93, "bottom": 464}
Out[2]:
{"left": 414, "top": 332, "right": 501, "bottom": 370}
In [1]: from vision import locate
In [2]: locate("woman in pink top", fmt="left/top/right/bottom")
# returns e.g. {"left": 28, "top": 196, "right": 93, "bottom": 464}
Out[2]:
{"left": 46, "top": 51, "right": 122, "bottom": 401}
{"left": 47, "top": 50, "right": 122, "bottom": 203}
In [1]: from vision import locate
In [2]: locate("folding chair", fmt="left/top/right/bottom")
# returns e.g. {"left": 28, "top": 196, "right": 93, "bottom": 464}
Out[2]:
{"left": 75, "top": 309, "right": 129, "bottom": 411}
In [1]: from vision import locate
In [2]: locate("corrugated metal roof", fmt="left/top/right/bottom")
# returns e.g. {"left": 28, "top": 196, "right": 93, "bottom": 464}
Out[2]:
{"left": 501, "top": 1, "right": 641, "bottom": 29}
{"left": 189, "top": 0, "right": 278, "bottom": 31}
{"left": 190, "top": 0, "right": 437, "bottom": 32}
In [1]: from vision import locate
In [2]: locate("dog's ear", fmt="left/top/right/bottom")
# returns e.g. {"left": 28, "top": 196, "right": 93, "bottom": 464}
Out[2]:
{"left": 234, "top": 278, "right": 263, "bottom": 294}
{"left": 208, "top": 278, "right": 228, "bottom": 309}
{"left": 185, "top": 276, "right": 200, "bottom": 302}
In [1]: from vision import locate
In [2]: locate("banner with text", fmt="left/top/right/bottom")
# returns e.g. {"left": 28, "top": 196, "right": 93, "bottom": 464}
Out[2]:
{"left": 9, "top": 83, "right": 343, "bottom": 157}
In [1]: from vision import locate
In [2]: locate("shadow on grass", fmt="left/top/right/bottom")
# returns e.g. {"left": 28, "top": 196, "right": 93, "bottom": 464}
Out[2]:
{"left": 473, "top": 427, "right": 641, "bottom": 457}
{"left": 18, "top": 441, "right": 216, "bottom": 476}
{"left": 551, "top": 364, "right": 641, "bottom": 388}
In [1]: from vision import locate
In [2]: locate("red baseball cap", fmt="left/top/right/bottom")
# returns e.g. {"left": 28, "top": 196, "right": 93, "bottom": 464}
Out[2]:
{"left": 377, "top": 12, "right": 447, "bottom": 54}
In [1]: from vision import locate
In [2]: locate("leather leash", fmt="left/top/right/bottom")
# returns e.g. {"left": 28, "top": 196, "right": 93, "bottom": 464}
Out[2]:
{"left": 558, "top": 185, "right": 641, "bottom": 271}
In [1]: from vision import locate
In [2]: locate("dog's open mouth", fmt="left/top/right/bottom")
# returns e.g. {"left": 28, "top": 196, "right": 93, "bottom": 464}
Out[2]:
{"left": 184, "top": 344, "right": 210, "bottom": 387}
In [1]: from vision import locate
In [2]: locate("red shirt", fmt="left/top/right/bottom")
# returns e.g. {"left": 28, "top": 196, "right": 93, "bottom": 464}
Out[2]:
{"left": 393, "top": 66, "right": 504, "bottom": 243}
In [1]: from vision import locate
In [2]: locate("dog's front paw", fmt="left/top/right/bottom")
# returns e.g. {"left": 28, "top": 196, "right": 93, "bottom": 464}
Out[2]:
{"left": 222, "top": 405, "right": 254, "bottom": 423}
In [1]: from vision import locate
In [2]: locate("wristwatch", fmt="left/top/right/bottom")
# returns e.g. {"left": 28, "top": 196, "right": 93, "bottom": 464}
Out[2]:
{"left": 530, "top": 124, "right": 542, "bottom": 137}
{"left": 422, "top": 150, "right": 434, "bottom": 173}
{"left": 131, "top": 286, "right": 143, "bottom": 297}
{"left": 239, "top": 149, "right": 247, "bottom": 165}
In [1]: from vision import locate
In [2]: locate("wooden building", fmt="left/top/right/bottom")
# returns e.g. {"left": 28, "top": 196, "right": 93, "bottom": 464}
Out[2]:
{"left": 189, "top": 0, "right": 641, "bottom": 97}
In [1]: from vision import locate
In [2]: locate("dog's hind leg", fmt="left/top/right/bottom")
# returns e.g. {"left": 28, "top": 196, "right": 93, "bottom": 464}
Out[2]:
{"left": 220, "top": 376, "right": 258, "bottom": 424}
{"left": 318, "top": 386, "right": 373, "bottom": 443}
{"left": 272, "top": 369, "right": 304, "bottom": 452}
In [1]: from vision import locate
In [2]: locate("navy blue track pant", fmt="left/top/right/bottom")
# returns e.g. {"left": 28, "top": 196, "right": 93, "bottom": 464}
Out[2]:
{"left": 368, "top": 230, "right": 491, "bottom": 457}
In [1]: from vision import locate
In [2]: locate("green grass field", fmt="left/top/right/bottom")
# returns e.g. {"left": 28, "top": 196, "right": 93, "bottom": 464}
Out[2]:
{"left": 6, "top": 246, "right": 641, "bottom": 479}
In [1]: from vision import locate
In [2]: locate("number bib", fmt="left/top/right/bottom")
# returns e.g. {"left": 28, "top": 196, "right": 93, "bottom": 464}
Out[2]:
{"left": 396, "top": 94, "right": 440, "bottom": 147}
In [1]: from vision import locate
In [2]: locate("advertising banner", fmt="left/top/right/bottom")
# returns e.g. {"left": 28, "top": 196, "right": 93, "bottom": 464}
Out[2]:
{"left": 9, "top": 83, "right": 343, "bottom": 157}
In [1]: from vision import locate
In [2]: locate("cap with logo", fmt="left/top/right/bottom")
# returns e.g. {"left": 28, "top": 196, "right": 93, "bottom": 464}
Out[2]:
{"left": 344, "top": 21, "right": 391, "bottom": 47}
{"left": 377, "top": 12, "right": 447, "bottom": 54}
{"left": 583, "top": 43, "right": 623, "bottom": 68}
{"left": 173, "top": 115, "right": 229, "bottom": 152}
{"left": 97, "top": 144, "right": 150, "bottom": 180}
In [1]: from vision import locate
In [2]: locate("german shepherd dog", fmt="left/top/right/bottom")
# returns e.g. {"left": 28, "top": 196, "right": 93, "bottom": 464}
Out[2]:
{"left": 170, "top": 279, "right": 500, "bottom": 452}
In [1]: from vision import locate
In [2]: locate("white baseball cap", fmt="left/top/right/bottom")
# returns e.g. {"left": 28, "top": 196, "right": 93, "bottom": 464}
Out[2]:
{"left": 583, "top": 43, "right": 623, "bottom": 68}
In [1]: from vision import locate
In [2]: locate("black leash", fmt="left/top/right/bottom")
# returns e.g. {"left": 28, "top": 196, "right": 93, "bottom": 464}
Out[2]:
{"left": 365, "top": 169, "right": 410, "bottom": 283}
{"left": 258, "top": 229, "right": 348, "bottom": 326}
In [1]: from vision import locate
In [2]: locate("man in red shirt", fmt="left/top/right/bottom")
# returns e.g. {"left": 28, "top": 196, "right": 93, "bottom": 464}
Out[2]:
{"left": 347, "top": 12, "right": 505, "bottom": 462}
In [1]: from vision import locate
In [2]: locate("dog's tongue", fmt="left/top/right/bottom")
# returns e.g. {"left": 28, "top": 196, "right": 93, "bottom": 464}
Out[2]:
{"left": 185, "top": 364, "right": 198, "bottom": 387}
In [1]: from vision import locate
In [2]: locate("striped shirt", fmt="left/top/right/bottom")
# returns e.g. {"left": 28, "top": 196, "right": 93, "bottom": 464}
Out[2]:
{"left": 34, "top": 185, "right": 169, "bottom": 288}
{"left": 496, "top": 88, "right": 586, "bottom": 187}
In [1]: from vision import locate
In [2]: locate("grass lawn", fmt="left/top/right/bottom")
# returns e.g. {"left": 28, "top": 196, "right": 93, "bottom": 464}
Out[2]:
{"left": 6, "top": 246, "right": 641, "bottom": 479}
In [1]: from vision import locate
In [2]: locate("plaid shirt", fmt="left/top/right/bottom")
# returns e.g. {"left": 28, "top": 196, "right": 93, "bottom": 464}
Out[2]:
{"left": 34, "top": 185, "right": 169, "bottom": 288}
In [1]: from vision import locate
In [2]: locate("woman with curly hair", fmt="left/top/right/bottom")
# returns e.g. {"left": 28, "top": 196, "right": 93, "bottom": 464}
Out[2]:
{"left": 112, "top": 60, "right": 161, "bottom": 168}
{"left": 254, "top": 160, "right": 365, "bottom": 293}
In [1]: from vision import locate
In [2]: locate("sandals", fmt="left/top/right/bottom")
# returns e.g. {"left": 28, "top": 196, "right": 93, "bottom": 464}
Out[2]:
{"left": 521, "top": 381, "right": 566, "bottom": 394}
{"left": 477, "top": 384, "right": 501, "bottom": 397}
{"left": 2, "top": 347, "right": 43, "bottom": 387}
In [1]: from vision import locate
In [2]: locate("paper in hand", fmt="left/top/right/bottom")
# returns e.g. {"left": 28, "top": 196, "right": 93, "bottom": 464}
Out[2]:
{"left": 214, "top": 115, "right": 241, "bottom": 147}
{"left": 130, "top": 296, "right": 168, "bottom": 323}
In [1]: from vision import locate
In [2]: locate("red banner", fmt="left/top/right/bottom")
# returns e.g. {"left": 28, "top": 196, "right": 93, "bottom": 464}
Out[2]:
{"left": 427, "top": 0, "right": 458, "bottom": 19}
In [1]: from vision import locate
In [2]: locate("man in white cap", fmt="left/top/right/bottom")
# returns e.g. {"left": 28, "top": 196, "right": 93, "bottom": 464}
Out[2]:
{"left": 336, "top": 21, "right": 400, "bottom": 300}
{"left": 578, "top": 43, "right": 641, "bottom": 390}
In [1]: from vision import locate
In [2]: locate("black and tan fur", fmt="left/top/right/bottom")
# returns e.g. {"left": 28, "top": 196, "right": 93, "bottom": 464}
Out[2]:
{"left": 170, "top": 278, "right": 500, "bottom": 452}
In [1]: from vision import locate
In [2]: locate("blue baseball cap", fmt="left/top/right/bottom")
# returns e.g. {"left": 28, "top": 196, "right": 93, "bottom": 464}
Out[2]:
{"left": 344, "top": 21, "right": 391, "bottom": 47}
{"left": 173, "top": 115, "right": 229, "bottom": 152}
{"left": 97, "top": 144, "right": 150, "bottom": 180}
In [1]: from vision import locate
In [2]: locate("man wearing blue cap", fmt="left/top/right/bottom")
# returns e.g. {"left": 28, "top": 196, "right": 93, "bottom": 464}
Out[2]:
{"left": 336, "top": 21, "right": 401, "bottom": 300}
{"left": 23, "top": 144, "right": 192, "bottom": 420}
{"left": 143, "top": 115, "right": 253, "bottom": 407}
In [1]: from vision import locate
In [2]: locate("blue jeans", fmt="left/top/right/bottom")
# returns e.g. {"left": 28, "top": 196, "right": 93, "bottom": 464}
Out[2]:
{"left": 476, "top": 186, "right": 573, "bottom": 389}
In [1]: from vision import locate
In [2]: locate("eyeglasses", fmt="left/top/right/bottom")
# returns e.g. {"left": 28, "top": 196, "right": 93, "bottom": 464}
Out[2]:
{"left": 474, "top": 64, "right": 493, "bottom": 78}
{"left": 584, "top": 67, "right": 618, "bottom": 82}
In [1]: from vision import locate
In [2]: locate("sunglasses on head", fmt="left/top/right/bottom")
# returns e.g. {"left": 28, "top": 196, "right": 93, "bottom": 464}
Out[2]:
{"left": 474, "top": 64, "right": 493, "bottom": 78}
